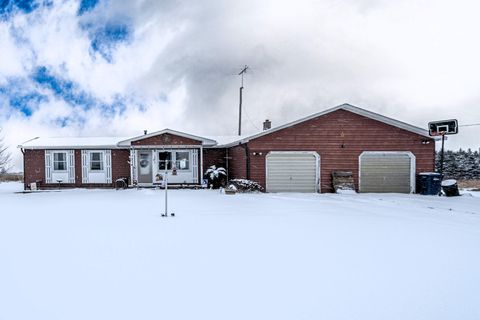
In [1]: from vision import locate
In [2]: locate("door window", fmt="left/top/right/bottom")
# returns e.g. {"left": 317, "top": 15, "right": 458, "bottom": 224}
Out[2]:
{"left": 158, "top": 151, "right": 172, "bottom": 170}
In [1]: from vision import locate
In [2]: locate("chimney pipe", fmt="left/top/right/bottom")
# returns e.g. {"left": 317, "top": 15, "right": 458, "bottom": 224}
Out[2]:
{"left": 144, "top": 130, "right": 148, "bottom": 135}
{"left": 263, "top": 119, "right": 271, "bottom": 131}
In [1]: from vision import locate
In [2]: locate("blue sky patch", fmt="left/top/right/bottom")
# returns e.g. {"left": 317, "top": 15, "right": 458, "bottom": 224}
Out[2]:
{"left": 88, "top": 22, "right": 131, "bottom": 62}
{"left": 9, "top": 92, "right": 48, "bottom": 116}
{"left": 32, "top": 66, "right": 97, "bottom": 109}
{"left": 0, "top": 0, "right": 40, "bottom": 19}
{"left": 77, "top": 0, "right": 99, "bottom": 16}
{"left": 0, "top": 78, "right": 48, "bottom": 117}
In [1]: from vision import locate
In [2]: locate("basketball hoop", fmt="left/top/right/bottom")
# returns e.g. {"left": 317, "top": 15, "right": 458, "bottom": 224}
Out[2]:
{"left": 428, "top": 119, "right": 458, "bottom": 137}
{"left": 430, "top": 131, "right": 446, "bottom": 137}
{"left": 427, "top": 119, "right": 458, "bottom": 180}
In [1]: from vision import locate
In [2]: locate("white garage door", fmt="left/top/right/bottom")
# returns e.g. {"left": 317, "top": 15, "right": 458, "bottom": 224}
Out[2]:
{"left": 359, "top": 152, "right": 415, "bottom": 193}
{"left": 266, "top": 152, "right": 319, "bottom": 192}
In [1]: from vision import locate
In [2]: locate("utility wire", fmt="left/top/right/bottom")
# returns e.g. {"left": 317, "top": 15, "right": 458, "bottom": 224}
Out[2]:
{"left": 243, "top": 105, "right": 261, "bottom": 131}
{"left": 459, "top": 123, "right": 480, "bottom": 127}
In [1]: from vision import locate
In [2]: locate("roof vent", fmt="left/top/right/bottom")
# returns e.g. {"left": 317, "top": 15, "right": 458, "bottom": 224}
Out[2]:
{"left": 144, "top": 130, "right": 148, "bottom": 135}
{"left": 263, "top": 119, "right": 271, "bottom": 131}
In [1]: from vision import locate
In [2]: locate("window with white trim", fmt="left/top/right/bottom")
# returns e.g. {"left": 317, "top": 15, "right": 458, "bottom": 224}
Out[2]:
{"left": 53, "top": 152, "right": 67, "bottom": 171}
{"left": 90, "top": 152, "right": 104, "bottom": 171}
{"left": 158, "top": 151, "right": 191, "bottom": 171}
{"left": 175, "top": 151, "right": 190, "bottom": 170}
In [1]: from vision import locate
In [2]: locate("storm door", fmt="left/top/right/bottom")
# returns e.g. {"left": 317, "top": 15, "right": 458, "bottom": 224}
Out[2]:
{"left": 137, "top": 151, "right": 153, "bottom": 184}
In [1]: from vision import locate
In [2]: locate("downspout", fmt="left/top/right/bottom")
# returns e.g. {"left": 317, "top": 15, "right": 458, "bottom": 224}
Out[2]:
{"left": 240, "top": 143, "right": 250, "bottom": 180}
{"left": 21, "top": 148, "right": 26, "bottom": 190}
{"left": 225, "top": 148, "right": 229, "bottom": 182}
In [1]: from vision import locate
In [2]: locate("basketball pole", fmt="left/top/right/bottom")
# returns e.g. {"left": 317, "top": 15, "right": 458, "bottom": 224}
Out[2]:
{"left": 440, "top": 133, "right": 445, "bottom": 177}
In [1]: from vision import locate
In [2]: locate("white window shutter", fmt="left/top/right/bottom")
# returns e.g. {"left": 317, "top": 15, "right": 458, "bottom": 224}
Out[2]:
{"left": 81, "top": 150, "right": 88, "bottom": 183}
{"left": 68, "top": 150, "right": 75, "bottom": 183}
{"left": 105, "top": 150, "right": 112, "bottom": 183}
{"left": 45, "top": 150, "right": 52, "bottom": 183}
{"left": 192, "top": 149, "right": 198, "bottom": 183}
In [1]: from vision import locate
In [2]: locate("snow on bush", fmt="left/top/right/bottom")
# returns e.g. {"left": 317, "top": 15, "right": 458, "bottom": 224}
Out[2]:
{"left": 228, "top": 179, "right": 263, "bottom": 193}
{"left": 204, "top": 165, "right": 227, "bottom": 188}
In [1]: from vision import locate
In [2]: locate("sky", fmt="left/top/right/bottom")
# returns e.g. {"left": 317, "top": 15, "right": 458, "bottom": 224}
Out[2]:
{"left": 1, "top": 0, "right": 479, "bottom": 171}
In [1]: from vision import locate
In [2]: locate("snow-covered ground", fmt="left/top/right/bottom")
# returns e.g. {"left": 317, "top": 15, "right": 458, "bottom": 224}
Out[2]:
{"left": 1, "top": 182, "right": 479, "bottom": 320}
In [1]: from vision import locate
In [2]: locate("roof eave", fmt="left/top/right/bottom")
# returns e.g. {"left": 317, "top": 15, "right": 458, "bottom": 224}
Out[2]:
{"left": 19, "top": 145, "right": 126, "bottom": 150}
{"left": 117, "top": 128, "right": 217, "bottom": 147}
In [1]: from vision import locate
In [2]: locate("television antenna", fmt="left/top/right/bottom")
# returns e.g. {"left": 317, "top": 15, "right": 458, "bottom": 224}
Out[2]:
{"left": 238, "top": 65, "right": 248, "bottom": 136}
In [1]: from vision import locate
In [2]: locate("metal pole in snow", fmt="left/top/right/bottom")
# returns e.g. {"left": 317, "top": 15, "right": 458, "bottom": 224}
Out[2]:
{"left": 440, "top": 134, "right": 445, "bottom": 176}
{"left": 238, "top": 65, "right": 248, "bottom": 136}
{"left": 164, "top": 169, "right": 168, "bottom": 216}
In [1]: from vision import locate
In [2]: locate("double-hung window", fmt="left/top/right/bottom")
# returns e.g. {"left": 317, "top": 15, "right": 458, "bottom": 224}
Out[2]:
{"left": 53, "top": 152, "right": 67, "bottom": 171}
{"left": 90, "top": 152, "right": 104, "bottom": 171}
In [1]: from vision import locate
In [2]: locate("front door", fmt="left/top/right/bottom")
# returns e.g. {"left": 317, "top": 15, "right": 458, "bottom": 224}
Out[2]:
{"left": 138, "top": 151, "right": 153, "bottom": 184}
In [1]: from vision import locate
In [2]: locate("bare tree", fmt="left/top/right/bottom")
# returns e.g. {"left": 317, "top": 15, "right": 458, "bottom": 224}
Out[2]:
{"left": 0, "top": 128, "right": 11, "bottom": 174}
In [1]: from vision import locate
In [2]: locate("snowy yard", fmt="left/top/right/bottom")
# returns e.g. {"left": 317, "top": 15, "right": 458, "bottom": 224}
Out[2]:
{"left": 1, "top": 182, "right": 479, "bottom": 320}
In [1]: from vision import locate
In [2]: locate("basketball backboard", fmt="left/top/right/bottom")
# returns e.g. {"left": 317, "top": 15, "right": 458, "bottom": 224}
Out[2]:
{"left": 428, "top": 119, "right": 458, "bottom": 136}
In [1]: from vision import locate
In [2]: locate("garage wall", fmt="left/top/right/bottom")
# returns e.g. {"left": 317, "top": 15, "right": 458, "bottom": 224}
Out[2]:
{"left": 228, "top": 145, "right": 248, "bottom": 180}
{"left": 229, "top": 109, "right": 435, "bottom": 193}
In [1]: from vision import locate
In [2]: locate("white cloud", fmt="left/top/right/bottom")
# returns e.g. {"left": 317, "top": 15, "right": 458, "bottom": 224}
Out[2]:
{"left": 1, "top": 0, "right": 480, "bottom": 171}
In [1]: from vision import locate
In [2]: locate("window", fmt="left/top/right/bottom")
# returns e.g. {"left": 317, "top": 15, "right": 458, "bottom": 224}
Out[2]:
{"left": 90, "top": 152, "right": 104, "bottom": 171}
{"left": 53, "top": 152, "right": 67, "bottom": 171}
{"left": 158, "top": 152, "right": 172, "bottom": 170}
{"left": 175, "top": 151, "right": 190, "bottom": 170}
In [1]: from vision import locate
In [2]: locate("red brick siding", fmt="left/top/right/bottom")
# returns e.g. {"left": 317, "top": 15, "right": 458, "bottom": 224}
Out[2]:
{"left": 23, "top": 149, "right": 45, "bottom": 189}
{"left": 228, "top": 145, "right": 247, "bottom": 180}
{"left": 230, "top": 109, "right": 435, "bottom": 193}
{"left": 75, "top": 150, "right": 82, "bottom": 186}
{"left": 23, "top": 149, "right": 132, "bottom": 189}
{"left": 112, "top": 149, "right": 130, "bottom": 182}
{"left": 132, "top": 133, "right": 202, "bottom": 146}
{"left": 203, "top": 148, "right": 226, "bottom": 170}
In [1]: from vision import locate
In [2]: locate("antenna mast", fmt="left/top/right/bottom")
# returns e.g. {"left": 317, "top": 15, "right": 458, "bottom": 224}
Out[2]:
{"left": 238, "top": 65, "right": 248, "bottom": 136}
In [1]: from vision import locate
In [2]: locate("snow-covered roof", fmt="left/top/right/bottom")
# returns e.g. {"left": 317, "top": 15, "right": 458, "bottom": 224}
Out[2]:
{"left": 117, "top": 128, "right": 217, "bottom": 147}
{"left": 215, "top": 103, "right": 432, "bottom": 147}
{"left": 18, "top": 104, "right": 433, "bottom": 150}
{"left": 18, "top": 137, "right": 129, "bottom": 149}
{"left": 203, "top": 135, "right": 250, "bottom": 146}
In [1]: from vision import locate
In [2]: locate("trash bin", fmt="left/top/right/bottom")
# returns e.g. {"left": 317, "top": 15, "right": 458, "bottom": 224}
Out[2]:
{"left": 416, "top": 172, "right": 442, "bottom": 195}
{"left": 441, "top": 179, "right": 460, "bottom": 197}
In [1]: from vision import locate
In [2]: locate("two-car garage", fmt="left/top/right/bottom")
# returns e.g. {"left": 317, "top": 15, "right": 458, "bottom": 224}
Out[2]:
{"left": 225, "top": 104, "right": 433, "bottom": 194}
{"left": 265, "top": 151, "right": 415, "bottom": 193}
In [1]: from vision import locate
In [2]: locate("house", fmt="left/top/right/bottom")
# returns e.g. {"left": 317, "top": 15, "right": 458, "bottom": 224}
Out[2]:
{"left": 18, "top": 104, "right": 436, "bottom": 193}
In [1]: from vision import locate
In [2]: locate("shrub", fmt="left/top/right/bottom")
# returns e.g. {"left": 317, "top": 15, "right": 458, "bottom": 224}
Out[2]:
{"left": 228, "top": 179, "right": 263, "bottom": 193}
{"left": 204, "top": 165, "right": 227, "bottom": 189}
